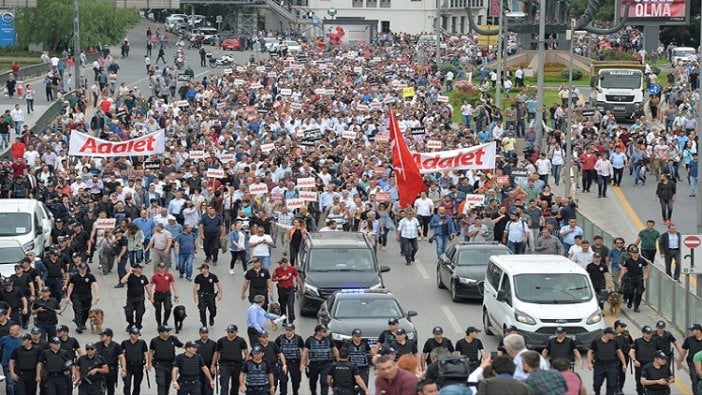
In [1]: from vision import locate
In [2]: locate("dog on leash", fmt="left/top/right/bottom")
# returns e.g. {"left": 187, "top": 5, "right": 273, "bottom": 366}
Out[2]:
{"left": 608, "top": 291, "right": 622, "bottom": 316}
{"left": 173, "top": 305, "right": 187, "bottom": 334}
{"left": 268, "top": 302, "right": 282, "bottom": 330}
{"left": 88, "top": 309, "right": 105, "bottom": 334}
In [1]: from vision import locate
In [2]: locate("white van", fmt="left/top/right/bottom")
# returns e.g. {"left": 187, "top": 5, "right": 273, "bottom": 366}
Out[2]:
{"left": 671, "top": 47, "right": 697, "bottom": 65}
{"left": 0, "top": 199, "right": 54, "bottom": 257}
{"left": 482, "top": 255, "right": 605, "bottom": 349}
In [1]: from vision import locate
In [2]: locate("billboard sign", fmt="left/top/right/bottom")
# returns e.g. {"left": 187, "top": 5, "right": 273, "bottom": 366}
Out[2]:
{"left": 616, "top": 0, "right": 689, "bottom": 25}
{"left": 324, "top": 23, "right": 372, "bottom": 46}
{"left": 0, "top": 12, "right": 15, "bottom": 47}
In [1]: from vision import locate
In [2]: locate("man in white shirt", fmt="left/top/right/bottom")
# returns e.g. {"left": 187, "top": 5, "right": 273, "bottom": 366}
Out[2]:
{"left": 535, "top": 152, "right": 552, "bottom": 185}
{"left": 10, "top": 104, "right": 23, "bottom": 133}
{"left": 413, "top": 192, "right": 434, "bottom": 241}
{"left": 249, "top": 226, "right": 274, "bottom": 271}
{"left": 397, "top": 210, "right": 422, "bottom": 265}
{"left": 570, "top": 240, "right": 594, "bottom": 269}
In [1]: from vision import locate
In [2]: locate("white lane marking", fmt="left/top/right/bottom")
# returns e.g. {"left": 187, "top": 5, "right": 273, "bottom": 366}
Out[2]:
{"left": 414, "top": 258, "right": 431, "bottom": 279}
{"left": 441, "top": 305, "right": 463, "bottom": 333}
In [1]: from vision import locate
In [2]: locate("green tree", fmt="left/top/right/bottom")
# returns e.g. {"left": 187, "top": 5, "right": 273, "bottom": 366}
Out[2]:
{"left": 15, "top": 0, "right": 139, "bottom": 52}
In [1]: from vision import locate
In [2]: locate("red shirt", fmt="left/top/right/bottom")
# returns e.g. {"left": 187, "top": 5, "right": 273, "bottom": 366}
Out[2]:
{"left": 273, "top": 266, "right": 299, "bottom": 289}
{"left": 151, "top": 272, "right": 175, "bottom": 293}
{"left": 579, "top": 153, "right": 598, "bottom": 170}
{"left": 10, "top": 142, "right": 25, "bottom": 159}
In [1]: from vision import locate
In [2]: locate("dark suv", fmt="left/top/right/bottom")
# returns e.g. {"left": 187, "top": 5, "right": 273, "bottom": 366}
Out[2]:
{"left": 298, "top": 232, "right": 390, "bottom": 317}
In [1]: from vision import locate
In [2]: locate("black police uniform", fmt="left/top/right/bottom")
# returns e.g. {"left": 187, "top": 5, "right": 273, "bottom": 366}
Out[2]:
{"left": 544, "top": 336, "right": 578, "bottom": 364}
{"left": 0, "top": 318, "right": 11, "bottom": 338}
{"left": 193, "top": 272, "right": 219, "bottom": 327}
{"left": 120, "top": 337, "right": 148, "bottom": 395}
{"left": 614, "top": 330, "right": 633, "bottom": 393}
{"left": 196, "top": 338, "right": 216, "bottom": 395}
{"left": 632, "top": 336, "right": 659, "bottom": 395}
{"left": 276, "top": 333, "right": 304, "bottom": 395}
{"left": 621, "top": 256, "right": 648, "bottom": 309}
{"left": 258, "top": 341, "right": 283, "bottom": 390}
{"left": 59, "top": 335, "right": 81, "bottom": 359}
{"left": 10, "top": 344, "right": 41, "bottom": 395}
{"left": 328, "top": 360, "right": 359, "bottom": 395}
{"left": 454, "top": 337, "right": 483, "bottom": 373}
{"left": 174, "top": 352, "right": 206, "bottom": 394}
{"left": 590, "top": 336, "right": 621, "bottom": 395}
{"left": 95, "top": 340, "right": 122, "bottom": 395}
{"left": 389, "top": 339, "right": 417, "bottom": 360}
{"left": 586, "top": 262, "right": 609, "bottom": 307}
{"left": 304, "top": 335, "right": 336, "bottom": 395}
{"left": 377, "top": 329, "right": 396, "bottom": 350}
{"left": 244, "top": 268, "right": 271, "bottom": 309}
{"left": 641, "top": 362, "right": 672, "bottom": 395}
{"left": 43, "top": 258, "right": 64, "bottom": 300}
{"left": 681, "top": 335, "right": 702, "bottom": 395}
{"left": 9, "top": 272, "right": 33, "bottom": 328}
{"left": 124, "top": 273, "right": 149, "bottom": 329}
{"left": 653, "top": 330, "right": 677, "bottom": 374}
{"left": 422, "top": 337, "right": 455, "bottom": 367}
{"left": 68, "top": 271, "right": 96, "bottom": 330}
{"left": 39, "top": 347, "right": 73, "bottom": 395}
{"left": 215, "top": 335, "right": 248, "bottom": 395}
{"left": 344, "top": 339, "right": 371, "bottom": 387}
{"left": 77, "top": 353, "right": 108, "bottom": 395}
{"left": 150, "top": 335, "right": 183, "bottom": 395}
{"left": 242, "top": 359, "right": 273, "bottom": 395}
{"left": 32, "top": 296, "right": 60, "bottom": 340}
{"left": 0, "top": 283, "right": 25, "bottom": 324}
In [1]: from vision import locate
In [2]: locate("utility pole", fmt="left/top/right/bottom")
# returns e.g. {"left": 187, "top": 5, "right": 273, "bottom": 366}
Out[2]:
{"left": 436, "top": 0, "right": 441, "bottom": 62}
{"left": 564, "top": 19, "right": 575, "bottom": 197}
{"left": 697, "top": 19, "right": 702, "bottom": 298}
{"left": 73, "top": 0, "right": 80, "bottom": 91}
{"left": 496, "top": 9, "right": 503, "bottom": 109}
{"left": 535, "top": 0, "right": 545, "bottom": 149}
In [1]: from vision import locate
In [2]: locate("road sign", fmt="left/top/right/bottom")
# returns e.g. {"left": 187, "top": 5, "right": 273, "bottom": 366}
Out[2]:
{"left": 681, "top": 234, "right": 701, "bottom": 274}
{"left": 648, "top": 84, "right": 661, "bottom": 95}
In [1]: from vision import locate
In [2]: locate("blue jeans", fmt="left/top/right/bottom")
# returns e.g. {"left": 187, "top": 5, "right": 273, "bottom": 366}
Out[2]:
{"left": 255, "top": 255, "right": 271, "bottom": 271}
{"left": 552, "top": 164, "right": 562, "bottom": 186}
{"left": 462, "top": 115, "right": 472, "bottom": 128}
{"left": 692, "top": 175, "right": 698, "bottom": 195}
{"left": 178, "top": 253, "right": 194, "bottom": 278}
{"left": 0, "top": 133, "right": 8, "bottom": 149}
{"left": 3, "top": 364, "right": 15, "bottom": 395}
{"left": 508, "top": 241, "right": 526, "bottom": 254}
{"left": 434, "top": 235, "right": 449, "bottom": 258}
{"left": 634, "top": 162, "right": 646, "bottom": 185}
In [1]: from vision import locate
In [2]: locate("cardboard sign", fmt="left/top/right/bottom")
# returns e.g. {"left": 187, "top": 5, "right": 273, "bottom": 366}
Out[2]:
{"left": 325, "top": 89, "right": 335, "bottom": 96}
{"left": 290, "top": 102, "right": 302, "bottom": 110}
{"left": 222, "top": 68, "right": 233, "bottom": 74}
{"left": 464, "top": 194, "right": 485, "bottom": 207}
{"left": 314, "top": 88, "right": 326, "bottom": 95}
{"left": 372, "top": 57, "right": 382, "bottom": 62}
{"left": 177, "top": 74, "right": 192, "bottom": 82}
{"left": 375, "top": 134, "right": 389, "bottom": 143}
{"left": 267, "top": 72, "right": 277, "bottom": 78}
{"left": 497, "top": 175, "right": 510, "bottom": 185}
{"left": 402, "top": 87, "right": 415, "bottom": 98}
{"left": 236, "top": 66, "right": 246, "bottom": 72}
{"left": 220, "top": 153, "right": 235, "bottom": 163}
{"left": 370, "top": 102, "right": 382, "bottom": 110}
{"left": 437, "top": 95, "right": 449, "bottom": 103}
{"left": 297, "top": 177, "right": 316, "bottom": 189}
{"left": 342, "top": 130, "right": 357, "bottom": 140}
{"left": 383, "top": 97, "right": 395, "bottom": 105}
{"left": 280, "top": 88, "right": 292, "bottom": 96}
{"left": 233, "top": 79, "right": 245, "bottom": 85}
{"left": 190, "top": 151, "right": 205, "bottom": 159}
{"left": 397, "top": 83, "right": 408, "bottom": 89}
{"left": 356, "top": 104, "right": 369, "bottom": 111}
{"left": 143, "top": 160, "right": 160, "bottom": 169}
{"left": 256, "top": 66, "right": 266, "bottom": 72}
{"left": 303, "top": 128, "right": 323, "bottom": 142}
{"left": 410, "top": 127, "right": 426, "bottom": 136}
{"left": 261, "top": 143, "right": 275, "bottom": 153}
{"left": 176, "top": 100, "right": 189, "bottom": 107}
{"left": 206, "top": 168, "right": 225, "bottom": 179}
{"left": 250, "top": 83, "right": 262, "bottom": 89}
{"left": 318, "top": 63, "right": 328, "bottom": 70}
{"left": 95, "top": 218, "right": 116, "bottom": 231}
{"left": 249, "top": 183, "right": 269, "bottom": 195}
{"left": 286, "top": 198, "right": 305, "bottom": 210}
{"left": 216, "top": 102, "right": 227, "bottom": 109}
{"left": 426, "top": 140, "right": 442, "bottom": 150}
{"left": 376, "top": 192, "right": 391, "bottom": 202}
{"left": 299, "top": 190, "right": 318, "bottom": 202}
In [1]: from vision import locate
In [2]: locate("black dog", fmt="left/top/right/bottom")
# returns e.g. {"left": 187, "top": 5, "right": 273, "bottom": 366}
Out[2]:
{"left": 173, "top": 305, "right": 187, "bottom": 334}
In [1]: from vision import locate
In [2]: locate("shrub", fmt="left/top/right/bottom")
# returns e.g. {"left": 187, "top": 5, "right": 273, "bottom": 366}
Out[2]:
{"left": 560, "top": 68, "right": 583, "bottom": 81}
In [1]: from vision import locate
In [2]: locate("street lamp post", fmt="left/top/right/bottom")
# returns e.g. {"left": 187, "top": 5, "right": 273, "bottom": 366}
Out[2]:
{"left": 696, "top": 16, "right": 702, "bottom": 299}
{"left": 564, "top": 22, "right": 584, "bottom": 197}
{"left": 496, "top": 11, "right": 503, "bottom": 109}
{"left": 535, "top": 0, "right": 545, "bottom": 149}
{"left": 73, "top": 0, "right": 80, "bottom": 91}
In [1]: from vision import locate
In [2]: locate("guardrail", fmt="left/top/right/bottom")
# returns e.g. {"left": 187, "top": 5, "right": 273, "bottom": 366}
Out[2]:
{"left": 576, "top": 211, "right": 702, "bottom": 334}
{"left": 0, "top": 53, "right": 101, "bottom": 86}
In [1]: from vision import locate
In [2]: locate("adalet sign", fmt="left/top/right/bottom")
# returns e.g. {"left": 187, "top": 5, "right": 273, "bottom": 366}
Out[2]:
{"left": 69, "top": 130, "right": 165, "bottom": 157}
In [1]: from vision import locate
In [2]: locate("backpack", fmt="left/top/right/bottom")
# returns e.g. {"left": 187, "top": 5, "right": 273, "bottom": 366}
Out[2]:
{"left": 437, "top": 355, "right": 471, "bottom": 382}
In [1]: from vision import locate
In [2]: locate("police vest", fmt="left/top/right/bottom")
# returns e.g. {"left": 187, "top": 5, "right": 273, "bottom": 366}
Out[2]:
{"left": 1, "top": 289, "right": 21, "bottom": 308}
{"left": 43, "top": 349, "right": 73, "bottom": 374}
{"left": 548, "top": 338, "right": 575, "bottom": 361}
{"left": 196, "top": 340, "right": 216, "bottom": 366}
{"left": 218, "top": 336, "right": 246, "bottom": 362}
{"left": 152, "top": 337, "right": 177, "bottom": 362}
{"left": 122, "top": 340, "right": 146, "bottom": 363}
{"left": 14, "top": 346, "right": 41, "bottom": 371}
{"left": 78, "top": 355, "right": 106, "bottom": 381}
{"left": 308, "top": 337, "right": 333, "bottom": 363}
{"left": 245, "top": 360, "right": 270, "bottom": 387}
{"left": 634, "top": 338, "right": 658, "bottom": 364}
{"left": 46, "top": 260, "right": 62, "bottom": 278}
{"left": 259, "top": 343, "right": 278, "bottom": 364}
{"left": 594, "top": 339, "right": 618, "bottom": 362}
{"left": 278, "top": 335, "right": 301, "bottom": 361}
{"left": 653, "top": 332, "right": 674, "bottom": 355}
{"left": 96, "top": 342, "right": 120, "bottom": 366}
{"left": 330, "top": 361, "right": 355, "bottom": 388}
{"left": 347, "top": 342, "right": 369, "bottom": 367}
{"left": 177, "top": 354, "right": 203, "bottom": 380}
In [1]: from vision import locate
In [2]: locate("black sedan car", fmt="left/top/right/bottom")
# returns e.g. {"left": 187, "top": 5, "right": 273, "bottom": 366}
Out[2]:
{"left": 436, "top": 242, "right": 511, "bottom": 302}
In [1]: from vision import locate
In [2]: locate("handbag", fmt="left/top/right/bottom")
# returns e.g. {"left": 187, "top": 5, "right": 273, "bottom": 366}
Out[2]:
{"left": 220, "top": 235, "right": 228, "bottom": 253}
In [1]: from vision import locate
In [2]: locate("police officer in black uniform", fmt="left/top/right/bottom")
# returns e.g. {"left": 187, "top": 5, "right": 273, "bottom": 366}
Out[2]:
{"left": 193, "top": 263, "right": 222, "bottom": 328}
{"left": 630, "top": 325, "right": 660, "bottom": 395}
{"left": 119, "top": 326, "right": 150, "bottom": 395}
{"left": 653, "top": 320, "right": 682, "bottom": 377}
{"left": 256, "top": 331, "right": 285, "bottom": 393}
{"left": 10, "top": 262, "right": 36, "bottom": 329}
{"left": 0, "top": 277, "right": 27, "bottom": 325}
{"left": 376, "top": 318, "right": 399, "bottom": 352}
{"left": 195, "top": 327, "right": 216, "bottom": 395}
{"left": 0, "top": 308, "right": 12, "bottom": 337}
{"left": 30, "top": 326, "right": 48, "bottom": 350}
{"left": 678, "top": 323, "right": 702, "bottom": 395}
{"left": 172, "top": 341, "right": 216, "bottom": 395}
{"left": 150, "top": 324, "right": 183, "bottom": 395}
{"left": 42, "top": 250, "right": 66, "bottom": 300}
{"left": 613, "top": 320, "right": 633, "bottom": 394}
{"left": 641, "top": 352, "right": 674, "bottom": 395}
{"left": 31, "top": 286, "right": 60, "bottom": 341}
{"left": 343, "top": 328, "right": 371, "bottom": 390}
{"left": 454, "top": 326, "right": 485, "bottom": 374}
{"left": 66, "top": 261, "right": 99, "bottom": 334}
{"left": 96, "top": 328, "right": 122, "bottom": 395}
{"left": 420, "top": 326, "right": 454, "bottom": 372}
{"left": 212, "top": 324, "right": 248, "bottom": 395}
{"left": 327, "top": 346, "right": 370, "bottom": 395}
{"left": 542, "top": 327, "right": 583, "bottom": 369}
{"left": 74, "top": 342, "right": 109, "bottom": 394}
{"left": 38, "top": 337, "right": 74, "bottom": 395}
{"left": 9, "top": 333, "right": 41, "bottom": 395}
{"left": 388, "top": 328, "right": 417, "bottom": 360}
{"left": 302, "top": 324, "right": 338, "bottom": 395}
{"left": 275, "top": 323, "right": 304, "bottom": 395}
{"left": 587, "top": 327, "right": 627, "bottom": 395}
{"left": 240, "top": 345, "right": 275, "bottom": 395}
{"left": 120, "top": 263, "right": 152, "bottom": 331}
{"left": 618, "top": 246, "right": 650, "bottom": 312}
{"left": 57, "top": 324, "right": 82, "bottom": 359}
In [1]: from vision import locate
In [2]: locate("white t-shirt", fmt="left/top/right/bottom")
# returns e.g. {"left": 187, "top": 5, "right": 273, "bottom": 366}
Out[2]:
{"left": 572, "top": 250, "right": 594, "bottom": 268}
{"left": 414, "top": 198, "right": 433, "bottom": 216}
{"left": 249, "top": 234, "right": 273, "bottom": 257}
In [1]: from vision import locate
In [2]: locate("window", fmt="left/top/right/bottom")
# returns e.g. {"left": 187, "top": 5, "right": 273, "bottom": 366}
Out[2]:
{"left": 380, "top": 0, "right": 391, "bottom": 8}
{"left": 366, "top": 0, "right": 377, "bottom": 7}
{"left": 381, "top": 20, "right": 390, "bottom": 32}
{"left": 460, "top": 16, "right": 465, "bottom": 33}
{"left": 353, "top": 0, "right": 364, "bottom": 7}
{"left": 486, "top": 262, "right": 502, "bottom": 290}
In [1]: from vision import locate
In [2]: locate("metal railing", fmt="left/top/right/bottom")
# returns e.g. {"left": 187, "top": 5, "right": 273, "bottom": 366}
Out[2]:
{"left": 0, "top": 52, "right": 101, "bottom": 86}
{"left": 576, "top": 211, "right": 702, "bottom": 334}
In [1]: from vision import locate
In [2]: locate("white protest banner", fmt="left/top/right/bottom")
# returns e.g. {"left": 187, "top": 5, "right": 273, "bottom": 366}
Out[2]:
{"left": 353, "top": 66, "right": 363, "bottom": 73}
{"left": 267, "top": 72, "right": 277, "bottom": 78}
{"left": 290, "top": 102, "right": 303, "bottom": 110}
{"left": 426, "top": 140, "right": 442, "bottom": 150}
{"left": 325, "top": 89, "right": 335, "bottom": 96}
{"left": 318, "top": 63, "right": 328, "bottom": 70}
{"left": 376, "top": 192, "right": 391, "bottom": 202}
{"left": 294, "top": 129, "right": 304, "bottom": 138}
{"left": 222, "top": 68, "right": 233, "bottom": 74}
{"left": 249, "top": 183, "right": 269, "bottom": 195}
{"left": 69, "top": 130, "right": 165, "bottom": 157}
{"left": 220, "top": 153, "right": 236, "bottom": 163}
{"left": 356, "top": 104, "right": 369, "bottom": 111}
{"left": 256, "top": 66, "right": 266, "bottom": 72}
{"left": 372, "top": 57, "right": 382, "bottom": 62}
{"left": 370, "top": 102, "right": 382, "bottom": 110}
{"left": 314, "top": 88, "right": 325, "bottom": 95}
{"left": 286, "top": 198, "right": 305, "bottom": 210}
{"left": 437, "top": 95, "right": 449, "bottom": 103}
{"left": 250, "top": 83, "right": 262, "bottom": 89}
{"left": 411, "top": 142, "right": 497, "bottom": 174}
{"left": 375, "top": 134, "right": 389, "bottom": 143}
{"left": 189, "top": 150, "right": 205, "bottom": 159}
{"left": 95, "top": 218, "right": 116, "bottom": 231}
{"left": 464, "top": 194, "right": 485, "bottom": 207}
{"left": 299, "top": 190, "right": 318, "bottom": 202}
{"left": 236, "top": 66, "right": 246, "bottom": 72}
{"left": 261, "top": 143, "right": 275, "bottom": 153}
{"left": 233, "top": 79, "right": 245, "bottom": 85}
{"left": 342, "top": 130, "right": 356, "bottom": 140}
{"left": 176, "top": 100, "right": 189, "bottom": 107}
{"left": 296, "top": 177, "right": 316, "bottom": 189}
{"left": 216, "top": 102, "right": 226, "bottom": 109}
{"left": 280, "top": 88, "right": 292, "bottom": 96}
{"left": 206, "top": 168, "right": 225, "bottom": 178}
{"left": 397, "top": 83, "right": 408, "bottom": 89}
{"left": 383, "top": 97, "right": 395, "bottom": 104}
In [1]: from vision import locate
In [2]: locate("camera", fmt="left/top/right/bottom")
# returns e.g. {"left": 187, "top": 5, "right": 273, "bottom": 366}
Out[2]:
{"left": 428, "top": 235, "right": 435, "bottom": 244}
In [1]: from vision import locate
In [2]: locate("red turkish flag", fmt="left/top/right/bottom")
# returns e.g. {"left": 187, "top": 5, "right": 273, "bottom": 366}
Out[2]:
{"left": 388, "top": 111, "right": 425, "bottom": 209}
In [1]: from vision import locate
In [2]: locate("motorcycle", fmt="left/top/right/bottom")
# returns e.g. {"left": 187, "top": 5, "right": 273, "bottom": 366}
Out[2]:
{"left": 211, "top": 54, "right": 235, "bottom": 68}
{"left": 174, "top": 55, "right": 185, "bottom": 69}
